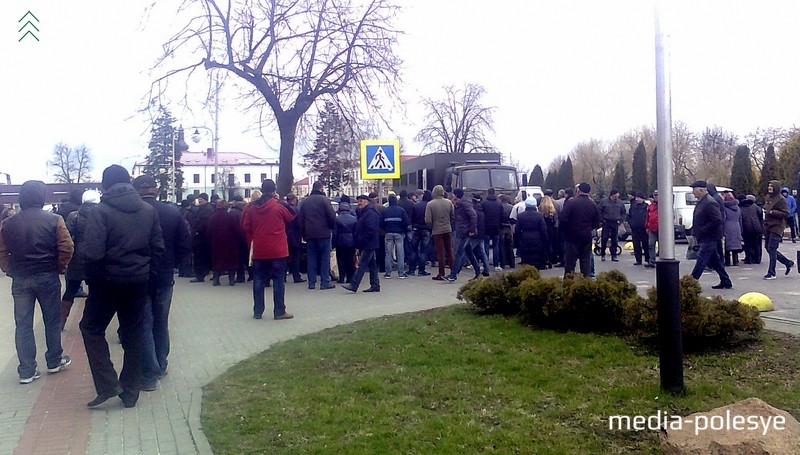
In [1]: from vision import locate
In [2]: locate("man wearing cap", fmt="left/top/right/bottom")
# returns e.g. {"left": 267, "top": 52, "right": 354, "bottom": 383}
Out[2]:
{"left": 297, "top": 181, "right": 337, "bottom": 290}
{"left": 343, "top": 195, "right": 381, "bottom": 292}
{"left": 132, "top": 175, "right": 192, "bottom": 390}
{"left": 628, "top": 192, "right": 649, "bottom": 265}
{"left": 644, "top": 191, "right": 660, "bottom": 268}
{"left": 0, "top": 180, "right": 74, "bottom": 384}
{"left": 242, "top": 180, "right": 297, "bottom": 318}
{"left": 190, "top": 193, "right": 214, "bottom": 282}
{"left": 763, "top": 180, "right": 794, "bottom": 279}
{"left": 425, "top": 185, "right": 455, "bottom": 280}
{"left": 597, "top": 188, "right": 626, "bottom": 262}
{"left": 81, "top": 165, "right": 165, "bottom": 408}
{"left": 688, "top": 180, "right": 733, "bottom": 289}
{"left": 559, "top": 182, "right": 600, "bottom": 277}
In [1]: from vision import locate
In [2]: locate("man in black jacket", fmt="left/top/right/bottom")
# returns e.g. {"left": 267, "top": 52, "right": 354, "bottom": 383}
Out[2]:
{"left": 297, "top": 181, "right": 337, "bottom": 290}
{"left": 343, "top": 195, "right": 381, "bottom": 292}
{"left": 628, "top": 192, "right": 649, "bottom": 265}
{"left": 409, "top": 190, "right": 432, "bottom": 276}
{"left": 132, "top": 176, "right": 192, "bottom": 391}
{"left": 597, "top": 188, "right": 626, "bottom": 262}
{"left": 688, "top": 181, "right": 732, "bottom": 289}
{"left": 0, "top": 180, "right": 74, "bottom": 384}
{"left": 81, "top": 165, "right": 165, "bottom": 408}
{"left": 190, "top": 193, "right": 214, "bottom": 282}
{"left": 560, "top": 182, "right": 600, "bottom": 277}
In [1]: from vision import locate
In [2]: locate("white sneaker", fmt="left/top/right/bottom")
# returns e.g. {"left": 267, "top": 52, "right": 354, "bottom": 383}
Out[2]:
{"left": 494, "top": 266, "right": 503, "bottom": 272}
{"left": 47, "top": 355, "right": 71, "bottom": 374}
{"left": 20, "top": 370, "right": 41, "bottom": 384}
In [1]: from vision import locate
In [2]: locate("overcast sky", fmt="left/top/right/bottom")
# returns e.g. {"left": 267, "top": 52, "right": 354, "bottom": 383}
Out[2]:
{"left": 3, "top": 0, "right": 799, "bottom": 183}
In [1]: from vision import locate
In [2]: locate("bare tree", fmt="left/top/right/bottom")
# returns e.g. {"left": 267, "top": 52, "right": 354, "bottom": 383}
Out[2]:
{"left": 744, "top": 126, "right": 792, "bottom": 170}
{"left": 415, "top": 84, "right": 495, "bottom": 154}
{"left": 48, "top": 142, "right": 93, "bottom": 184}
{"left": 696, "top": 126, "right": 737, "bottom": 185}
{"left": 671, "top": 121, "right": 698, "bottom": 184}
{"left": 153, "top": 0, "right": 403, "bottom": 196}
{"left": 570, "top": 139, "right": 612, "bottom": 193}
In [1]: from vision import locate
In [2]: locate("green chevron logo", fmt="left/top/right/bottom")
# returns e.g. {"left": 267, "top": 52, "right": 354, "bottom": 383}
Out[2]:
{"left": 19, "top": 11, "right": 40, "bottom": 42}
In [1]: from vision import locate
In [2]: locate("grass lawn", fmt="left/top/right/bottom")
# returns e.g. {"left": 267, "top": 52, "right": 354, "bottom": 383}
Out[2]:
{"left": 201, "top": 305, "right": 800, "bottom": 454}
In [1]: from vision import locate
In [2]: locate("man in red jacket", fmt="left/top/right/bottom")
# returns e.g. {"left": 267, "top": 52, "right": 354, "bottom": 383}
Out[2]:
{"left": 242, "top": 180, "right": 296, "bottom": 320}
{"left": 644, "top": 190, "right": 659, "bottom": 268}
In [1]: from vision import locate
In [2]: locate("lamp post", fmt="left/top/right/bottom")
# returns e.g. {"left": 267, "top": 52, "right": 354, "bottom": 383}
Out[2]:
{"left": 190, "top": 126, "right": 218, "bottom": 197}
{"left": 172, "top": 127, "right": 189, "bottom": 202}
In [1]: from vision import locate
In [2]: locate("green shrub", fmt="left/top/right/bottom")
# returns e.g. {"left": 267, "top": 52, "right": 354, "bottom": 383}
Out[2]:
{"left": 460, "top": 268, "right": 762, "bottom": 352}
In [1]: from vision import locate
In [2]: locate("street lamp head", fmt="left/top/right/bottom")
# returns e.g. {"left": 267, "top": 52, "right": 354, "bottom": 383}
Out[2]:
{"left": 191, "top": 129, "right": 202, "bottom": 143}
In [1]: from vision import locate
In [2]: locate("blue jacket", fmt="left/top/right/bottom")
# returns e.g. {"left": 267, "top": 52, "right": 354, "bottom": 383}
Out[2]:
{"left": 333, "top": 211, "right": 357, "bottom": 249}
{"left": 142, "top": 196, "right": 192, "bottom": 285}
{"left": 782, "top": 187, "right": 797, "bottom": 216}
{"left": 355, "top": 203, "right": 380, "bottom": 250}
{"left": 381, "top": 203, "right": 409, "bottom": 234}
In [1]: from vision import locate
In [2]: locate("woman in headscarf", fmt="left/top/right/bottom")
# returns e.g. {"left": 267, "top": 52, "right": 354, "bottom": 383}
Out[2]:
{"left": 514, "top": 198, "right": 549, "bottom": 270}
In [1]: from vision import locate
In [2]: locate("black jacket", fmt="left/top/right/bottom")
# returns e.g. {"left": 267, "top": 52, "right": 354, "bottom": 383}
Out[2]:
{"left": 84, "top": 183, "right": 165, "bottom": 284}
{"left": 411, "top": 199, "right": 430, "bottom": 231}
{"left": 65, "top": 202, "right": 97, "bottom": 281}
{"left": 298, "top": 190, "right": 336, "bottom": 240}
{"left": 628, "top": 201, "right": 648, "bottom": 231}
{"left": 474, "top": 200, "right": 487, "bottom": 238}
{"left": 333, "top": 211, "right": 357, "bottom": 249}
{"left": 354, "top": 203, "right": 380, "bottom": 250}
{"left": 692, "top": 194, "right": 723, "bottom": 243}
{"left": 515, "top": 207, "right": 548, "bottom": 266}
{"left": 454, "top": 199, "right": 477, "bottom": 237}
{"left": 739, "top": 198, "right": 763, "bottom": 234}
{"left": 482, "top": 196, "right": 503, "bottom": 236}
{"left": 559, "top": 195, "right": 601, "bottom": 243}
{"left": 142, "top": 196, "right": 192, "bottom": 285}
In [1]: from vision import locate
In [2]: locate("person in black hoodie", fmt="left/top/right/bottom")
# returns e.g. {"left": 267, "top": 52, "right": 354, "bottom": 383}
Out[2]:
{"left": 738, "top": 194, "right": 763, "bottom": 264}
{"left": 343, "top": 195, "right": 381, "bottom": 292}
{"left": 333, "top": 202, "right": 357, "bottom": 284}
{"left": 132, "top": 175, "right": 191, "bottom": 391}
{"left": 0, "top": 180, "right": 74, "bottom": 384}
{"left": 628, "top": 192, "right": 650, "bottom": 265}
{"left": 81, "top": 165, "right": 165, "bottom": 408}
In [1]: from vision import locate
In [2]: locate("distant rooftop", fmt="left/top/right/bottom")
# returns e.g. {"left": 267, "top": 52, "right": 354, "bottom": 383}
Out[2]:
{"left": 179, "top": 150, "right": 278, "bottom": 166}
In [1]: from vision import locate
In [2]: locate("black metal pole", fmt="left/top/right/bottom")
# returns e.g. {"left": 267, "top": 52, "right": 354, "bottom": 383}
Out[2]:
{"left": 656, "top": 259, "right": 684, "bottom": 394}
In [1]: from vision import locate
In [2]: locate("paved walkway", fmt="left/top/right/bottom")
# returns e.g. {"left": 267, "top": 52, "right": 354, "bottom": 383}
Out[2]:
{"left": 1, "top": 244, "right": 799, "bottom": 454}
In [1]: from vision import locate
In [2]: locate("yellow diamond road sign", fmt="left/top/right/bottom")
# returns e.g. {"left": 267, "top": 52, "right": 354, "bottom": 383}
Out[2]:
{"left": 361, "top": 140, "right": 400, "bottom": 180}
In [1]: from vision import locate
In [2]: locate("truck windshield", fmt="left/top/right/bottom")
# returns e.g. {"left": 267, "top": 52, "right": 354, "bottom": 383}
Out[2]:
{"left": 460, "top": 169, "right": 491, "bottom": 190}
{"left": 490, "top": 169, "right": 518, "bottom": 190}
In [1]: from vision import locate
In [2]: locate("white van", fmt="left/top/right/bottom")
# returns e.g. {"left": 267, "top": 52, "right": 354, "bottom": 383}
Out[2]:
{"left": 516, "top": 186, "right": 544, "bottom": 202}
{"left": 673, "top": 185, "right": 732, "bottom": 239}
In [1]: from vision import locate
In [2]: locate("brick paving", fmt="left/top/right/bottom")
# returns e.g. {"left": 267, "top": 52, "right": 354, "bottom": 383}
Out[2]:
{"left": 2, "top": 247, "right": 800, "bottom": 454}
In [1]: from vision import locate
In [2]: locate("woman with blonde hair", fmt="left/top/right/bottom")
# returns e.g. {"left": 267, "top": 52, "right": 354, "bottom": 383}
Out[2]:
{"left": 539, "top": 195, "right": 558, "bottom": 268}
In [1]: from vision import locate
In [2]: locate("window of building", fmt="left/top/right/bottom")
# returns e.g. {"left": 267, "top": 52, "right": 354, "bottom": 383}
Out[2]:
{"left": 193, "top": 174, "right": 200, "bottom": 184}
{"left": 211, "top": 174, "right": 216, "bottom": 184}
{"left": 260, "top": 173, "right": 267, "bottom": 182}
{"left": 244, "top": 173, "right": 251, "bottom": 183}
{"left": 245, "top": 188, "right": 251, "bottom": 198}
{"left": 193, "top": 190, "right": 200, "bottom": 195}
{"left": 228, "top": 174, "right": 235, "bottom": 186}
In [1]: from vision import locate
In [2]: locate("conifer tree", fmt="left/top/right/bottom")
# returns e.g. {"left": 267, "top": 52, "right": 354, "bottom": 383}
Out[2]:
{"left": 144, "top": 106, "right": 188, "bottom": 201}
{"left": 612, "top": 157, "right": 627, "bottom": 198}
{"left": 730, "top": 145, "right": 757, "bottom": 196}
{"left": 760, "top": 144, "right": 779, "bottom": 195}
{"left": 649, "top": 146, "right": 658, "bottom": 195}
{"left": 558, "top": 157, "right": 574, "bottom": 190}
{"left": 529, "top": 165, "right": 544, "bottom": 187}
{"left": 303, "top": 101, "right": 358, "bottom": 195}
{"left": 631, "top": 140, "right": 647, "bottom": 196}
{"left": 544, "top": 169, "right": 558, "bottom": 192}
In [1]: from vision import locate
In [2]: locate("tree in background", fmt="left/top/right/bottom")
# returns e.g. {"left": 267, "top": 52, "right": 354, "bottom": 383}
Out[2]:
{"left": 612, "top": 157, "right": 627, "bottom": 198}
{"left": 144, "top": 106, "right": 189, "bottom": 201}
{"left": 416, "top": 84, "right": 495, "bottom": 154}
{"left": 631, "top": 140, "right": 647, "bottom": 196}
{"left": 155, "top": 0, "right": 403, "bottom": 197}
{"left": 303, "top": 101, "right": 358, "bottom": 195}
{"left": 544, "top": 169, "right": 558, "bottom": 192}
{"left": 48, "top": 142, "right": 93, "bottom": 184}
{"left": 558, "top": 157, "right": 574, "bottom": 191}
{"left": 730, "top": 145, "right": 757, "bottom": 196}
{"left": 697, "top": 127, "right": 737, "bottom": 186}
{"left": 760, "top": 144, "right": 779, "bottom": 195}
{"left": 777, "top": 130, "right": 800, "bottom": 190}
{"left": 529, "top": 165, "right": 544, "bottom": 187}
{"left": 745, "top": 127, "right": 791, "bottom": 171}
{"left": 649, "top": 146, "right": 658, "bottom": 195}
{"left": 571, "top": 139, "right": 612, "bottom": 194}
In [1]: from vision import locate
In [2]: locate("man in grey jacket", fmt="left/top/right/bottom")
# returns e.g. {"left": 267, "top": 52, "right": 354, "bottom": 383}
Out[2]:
{"left": 424, "top": 185, "right": 455, "bottom": 281}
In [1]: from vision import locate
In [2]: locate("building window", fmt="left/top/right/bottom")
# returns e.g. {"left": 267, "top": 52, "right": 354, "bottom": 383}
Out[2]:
{"left": 244, "top": 173, "right": 251, "bottom": 183}
{"left": 245, "top": 189, "right": 251, "bottom": 198}
{"left": 228, "top": 174, "right": 235, "bottom": 186}
{"left": 193, "top": 174, "right": 200, "bottom": 184}
{"left": 193, "top": 190, "right": 200, "bottom": 195}
{"left": 260, "top": 173, "right": 267, "bottom": 182}
{"left": 211, "top": 174, "right": 216, "bottom": 184}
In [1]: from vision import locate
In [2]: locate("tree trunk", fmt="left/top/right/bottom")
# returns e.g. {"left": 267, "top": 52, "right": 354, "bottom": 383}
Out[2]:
{"left": 276, "top": 112, "right": 301, "bottom": 197}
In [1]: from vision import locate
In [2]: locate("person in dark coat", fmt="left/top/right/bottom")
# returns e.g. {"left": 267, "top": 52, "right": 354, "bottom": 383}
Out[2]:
{"left": 229, "top": 195, "right": 249, "bottom": 283}
{"left": 177, "top": 198, "right": 195, "bottom": 277}
{"left": 739, "top": 194, "right": 763, "bottom": 264}
{"left": 446, "top": 188, "right": 480, "bottom": 281}
{"left": 688, "top": 180, "right": 732, "bottom": 289}
{"left": 559, "top": 182, "right": 600, "bottom": 277}
{"left": 762, "top": 179, "right": 794, "bottom": 279}
{"left": 61, "top": 190, "right": 100, "bottom": 329}
{"left": 297, "top": 181, "right": 337, "bottom": 290}
{"left": 333, "top": 202, "right": 357, "bottom": 283}
{"left": 81, "top": 165, "right": 165, "bottom": 408}
{"left": 471, "top": 195, "right": 491, "bottom": 276}
{"left": 498, "top": 194, "right": 515, "bottom": 269}
{"left": 56, "top": 189, "right": 83, "bottom": 222}
{"left": 627, "top": 192, "right": 649, "bottom": 265}
{"left": 481, "top": 188, "right": 504, "bottom": 270}
{"left": 342, "top": 195, "right": 381, "bottom": 293}
{"left": 284, "top": 194, "right": 305, "bottom": 283}
{"left": 208, "top": 200, "right": 245, "bottom": 286}
{"left": 409, "top": 190, "right": 432, "bottom": 276}
{"left": 397, "top": 190, "right": 416, "bottom": 272}
{"left": 515, "top": 198, "right": 549, "bottom": 269}
{"left": 190, "top": 193, "right": 214, "bottom": 282}
{"left": 597, "top": 188, "right": 626, "bottom": 261}
{"left": 722, "top": 192, "right": 743, "bottom": 266}
{"left": 132, "top": 175, "right": 192, "bottom": 391}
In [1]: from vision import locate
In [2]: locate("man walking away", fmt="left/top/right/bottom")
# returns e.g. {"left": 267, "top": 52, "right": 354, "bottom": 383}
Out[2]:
{"left": 425, "top": 185, "right": 455, "bottom": 281}
{"left": 0, "top": 180, "right": 74, "bottom": 384}
{"left": 739, "top": 194, "right": 763, "bottom": 265}
{"left": 381, "top": 194, "right": 410, "bottom": 279}
{"left": 688, "top": 180, "right": 733, "bottom": 289}
{"left": 82, "top": 165, "right": 165, "bottom": 408}
{"left": 559, "top": 182, "right": 600, "bottom": 277}
{"left": 343, "top": 195, "right": 382, "bottom": 293}
{"left": 763, "top": 181, "right": 794, "bottom": 279}
{"left": 628, "top": 192, "right": 649, "bottom": 265}
{"left": 242, "top": 180, "right": 297, "bottom": 319}
{"left": 333, "top": 202, "right": 357, "bottom": 284}
{"left": 132, "top": 176, "right": 191, "bottom": 391}
{"left": 597, "top": 188, "right": 626, "bottom": 262}
{"left": 189, "top": 193, "right": 214, "bottom": 282}
{"left": 297, "top": 181, "right": 336, "bottom": 290}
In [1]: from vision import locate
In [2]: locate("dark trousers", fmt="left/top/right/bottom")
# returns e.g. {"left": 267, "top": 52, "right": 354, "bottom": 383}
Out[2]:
{"left": 193, "top": 242, "right": 212, "bottom": 280}
{"left": 564, "top": 240, "right": 592, "bottom": 277}
{"left": 80, "top": 281, "right": 147, "bottom": 401}
{"left": 410, "top": 229, "right": 431, "bottom": 273}
{"left": 141, "top": 282, "right": 174, "bottom": 384}
{"left": 765, "top": 232, "right": 792, "bottom": 276}
{"left": 600, "top": 221, "right": 620, "bottom": 258}
{"left": 351, "top": 249, "right": 380, "bottom": 290}
{"left": 743, "top": 231, "right": 762, "bottom": 264}
{"left": 789, "top": 215, "right": 797, "bottom": 240}
{"left": 252, "top": 258, "right": 288, "bottom": 318}
{"left": 288, "top": 245, "right": 303, "bottom": 281}
{"left": 432, "top": 232, "right": 455, "bottom": 277}
{"left": 690, "top": 240, "right": 732, "bottom": 286}
{"left": 336, "top": 247, "right": 356, "bottom": 283}
{"left": 499, "top": 226, "right": 515, "bottom": 268}
{"left": 631, "top": 228, "right": 649, "bottom": 263}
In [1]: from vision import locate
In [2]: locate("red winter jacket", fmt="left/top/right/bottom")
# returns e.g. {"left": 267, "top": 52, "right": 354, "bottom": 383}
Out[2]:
{"left": 242, "top": 197, "right": 295, "bottom": 260}
{"left": 645, "top": 201, "right": 659, "bottom": 233}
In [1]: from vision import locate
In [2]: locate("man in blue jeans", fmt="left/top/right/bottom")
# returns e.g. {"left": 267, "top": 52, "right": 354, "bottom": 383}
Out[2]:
{"left": 447, "top": 188, "right": 481, "bottom": 281}
{"left": 133, "top": 176, "right": 192, "bottom": 391}
{"left": 297, "top": 181, "right": 337, "bottom": 290}
{"left": 381, "top": 194, "right": 410, "bottom": 279}
{"left": 0, "top": 180, "right": 74, "bottom": 384}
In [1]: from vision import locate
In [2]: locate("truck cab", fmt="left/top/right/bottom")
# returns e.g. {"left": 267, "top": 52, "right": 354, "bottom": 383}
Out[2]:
{"left": 445, "top": 163, "right": 519, "bottom": 199}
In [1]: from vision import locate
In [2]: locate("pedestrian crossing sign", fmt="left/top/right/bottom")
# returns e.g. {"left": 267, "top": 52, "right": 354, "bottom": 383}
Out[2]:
{"left": 360, "top": 139, "right": 400, "bottom": 179}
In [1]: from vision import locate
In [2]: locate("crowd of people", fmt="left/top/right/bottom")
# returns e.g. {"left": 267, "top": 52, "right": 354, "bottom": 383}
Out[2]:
{"left": 2, "top": 164, "right": 798, "bottom": 409}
